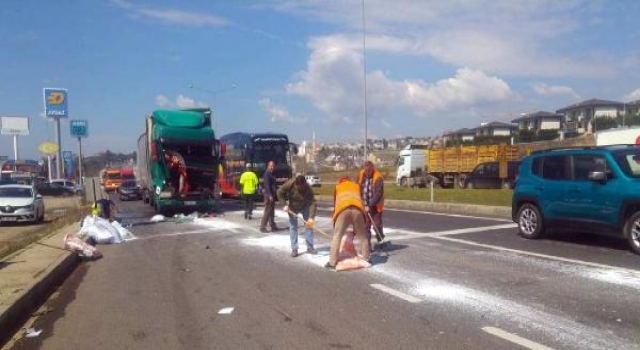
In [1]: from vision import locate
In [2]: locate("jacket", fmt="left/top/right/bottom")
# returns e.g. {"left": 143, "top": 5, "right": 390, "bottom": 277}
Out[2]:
{"left": 263, "top": 170, "right": 277, "bottom": 198}
{"left": 333, "top": 180, "right": 365, "bottom": 223}
{"left": 239, "top": 170, "right": 259, "bottom": 195}
{"left": 277, "top": 177, "right": 317, "bottom": 218}
{"left": 357, "top": 168, "right": 384, "bottom": 212}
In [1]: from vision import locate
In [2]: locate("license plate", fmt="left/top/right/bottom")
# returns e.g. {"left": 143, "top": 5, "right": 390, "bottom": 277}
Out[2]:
{"left": 184, "top": 201, "right": 196, "bottom": 206}
{"left": 1, "top": 217, "right": 17, "bottom": 222}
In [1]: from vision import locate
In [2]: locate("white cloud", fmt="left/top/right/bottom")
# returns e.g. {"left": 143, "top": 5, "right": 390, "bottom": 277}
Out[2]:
{"left": 531, "top": 83, "right": 581, "bottom": 100}
{"left": 110, "top": 0, "right": 230, "bottom": 27}
{"left": 625, "top": 88, "right": 640, "bottom": 101}
{"left": 258, "top": 98, "right": 307, "bottom": 124}
{"left": 156, "top": 95, "right": 170, "bottom": 107}
{"left": 156, "top": 94, "right": 206, "bottom": 108}
{"left": 176, "top": 95, "right": 207, "bottom": 108}
{"left": 287, "top": 37, "right": 514, "bottom": 122}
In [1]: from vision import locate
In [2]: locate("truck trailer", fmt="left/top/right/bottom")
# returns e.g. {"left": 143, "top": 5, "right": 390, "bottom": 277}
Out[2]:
{"left": 137, "top": 109, "right": 223, "bottom": 215}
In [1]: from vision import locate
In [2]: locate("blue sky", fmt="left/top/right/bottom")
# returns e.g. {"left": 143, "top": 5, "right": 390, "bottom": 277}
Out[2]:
{"left": 1, "top": 0, "right": 640, "bottom": 160}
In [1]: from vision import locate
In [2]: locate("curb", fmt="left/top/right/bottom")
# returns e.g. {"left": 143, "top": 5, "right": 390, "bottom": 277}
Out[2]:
{"left": 316, "top": 195, "right": 512, "bottom": 220}
{"left": 0, "top": 225, "right": 80, "bottom": 347}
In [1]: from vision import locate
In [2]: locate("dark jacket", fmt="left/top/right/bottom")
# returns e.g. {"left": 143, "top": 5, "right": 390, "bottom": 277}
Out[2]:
{"left": 263, "top": 170, "right": 277, "bottom": 198}
{"left": 277, "top": 178, "right": 317, "bottom": 218}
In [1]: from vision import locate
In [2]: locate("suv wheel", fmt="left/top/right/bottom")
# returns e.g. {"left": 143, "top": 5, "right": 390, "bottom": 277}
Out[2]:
{"left": 516, "top": 203, "right": 544, "bottom": 239}
{"left": 624, "top": 211, "right": 640, "bottom": 254}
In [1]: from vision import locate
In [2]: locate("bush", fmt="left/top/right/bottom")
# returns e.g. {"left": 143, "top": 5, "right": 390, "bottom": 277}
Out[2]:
{"left": 593, "top": 116, "right": 618, "bottom": 131}
{"left": 537, "top": 129, "right": 559, "bottom": 141}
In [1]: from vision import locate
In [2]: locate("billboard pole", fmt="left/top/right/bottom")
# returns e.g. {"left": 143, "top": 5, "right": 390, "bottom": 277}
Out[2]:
{"left": 78, "top": 137, "right": 83, "bottom": 186}
{"left": 13, "top": 135, "right": 18, "bottom": 161}
{"left": 55, "top": 117, "right": 62, "bottom": 178}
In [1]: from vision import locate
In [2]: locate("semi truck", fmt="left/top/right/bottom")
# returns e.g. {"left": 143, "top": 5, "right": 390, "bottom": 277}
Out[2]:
{"left": 396, "top": 144, "right": 523, "bottom": 189}
{"left": 137, "top": 109, "right": 223, "bottom": 215}
{"left": 595, "top": 126, "right": 640, "bottom": 146}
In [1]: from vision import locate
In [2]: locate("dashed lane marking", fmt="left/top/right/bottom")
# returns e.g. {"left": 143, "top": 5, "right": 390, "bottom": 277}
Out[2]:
{"left": 482, "top": 327, "right": 555, "bottom": 350}
{"left": 370, "top": 284, "right": 422, "bottom": 303}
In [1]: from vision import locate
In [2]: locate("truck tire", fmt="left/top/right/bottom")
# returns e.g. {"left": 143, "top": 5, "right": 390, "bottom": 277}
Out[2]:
{"left": 400, "top": 177, "right": 408, "bottom": 187}
{"left": 516, "top": 203, "right": 545, "bottom": 239}
{"left": 624, "top": 211, "right": 640, "bottom": 255}
{"left": 465, "top": 181, "right": 474, "bottom": 189}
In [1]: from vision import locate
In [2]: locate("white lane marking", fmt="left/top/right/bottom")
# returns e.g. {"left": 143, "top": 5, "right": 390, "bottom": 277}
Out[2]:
{"left": 482, "top": 327, "right": 554, "bottom": 350}
{"left": 433, "top": 235, "right": 640, "bottom": 275}
{"left": 370, "top": 284, "right": 421, "bottom": 303}
{"left": 390, "top": 223, "right": 516, "bottom": 239}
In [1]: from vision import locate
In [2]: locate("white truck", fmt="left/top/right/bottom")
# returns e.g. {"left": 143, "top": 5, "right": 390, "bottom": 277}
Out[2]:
{"left": 595, "top": 127, "right": 640, "bottom": 146}
{"left": 396, "top": 145, "right": 432, "bottom": 187}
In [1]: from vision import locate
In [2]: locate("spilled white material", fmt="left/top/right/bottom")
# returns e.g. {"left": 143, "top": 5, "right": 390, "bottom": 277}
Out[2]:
{"left": 218, "top": 307, "right": 235, "bottom": 315}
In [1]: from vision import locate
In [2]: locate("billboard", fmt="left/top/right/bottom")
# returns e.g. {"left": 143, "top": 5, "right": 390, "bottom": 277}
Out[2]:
{"left": 43, "top": 88, "right": 69, "bottom": 118}
{"left": 1, "top": 116, "right": 29, "bottom": 135}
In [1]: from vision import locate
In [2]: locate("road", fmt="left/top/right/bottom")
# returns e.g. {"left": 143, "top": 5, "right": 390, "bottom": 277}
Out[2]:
{"left": 10, "top": 194, "right": 640, "bottom": 350}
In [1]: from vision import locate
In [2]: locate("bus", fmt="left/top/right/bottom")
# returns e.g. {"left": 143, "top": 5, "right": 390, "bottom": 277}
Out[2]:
{"left": 219, "top": 132, "right": 297, "bottom": 198}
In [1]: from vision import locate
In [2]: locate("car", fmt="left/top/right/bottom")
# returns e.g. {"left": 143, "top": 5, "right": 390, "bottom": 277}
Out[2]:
{"left": 0, "top": 184, "right": 45, "bottom": 224}
{"left": 34, "top": 182, "right": 76, "bottom": 197}
{"left": 463, "top": 161, "right": 520, "bottom": 189}
{"left": 512, "top": 145, "right": 640, "bottom": 254}
{"left": 118, "top": 180, "right": 142, "bottom": 201}
{"left": 50, "top": 179, "right": 83, "bottom": 195}
{"left": 305, "top": 175, "right": 322, "bottom": 187}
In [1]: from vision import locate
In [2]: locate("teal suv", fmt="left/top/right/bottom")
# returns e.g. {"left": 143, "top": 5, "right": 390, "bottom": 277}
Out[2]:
{"left": 512, "top": 145, "right": 640, "bottom": 254}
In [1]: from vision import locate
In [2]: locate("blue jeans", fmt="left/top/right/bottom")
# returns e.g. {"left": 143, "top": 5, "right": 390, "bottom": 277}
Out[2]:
{"left": 288, "top": 207, "right": 314, "bottom": 250}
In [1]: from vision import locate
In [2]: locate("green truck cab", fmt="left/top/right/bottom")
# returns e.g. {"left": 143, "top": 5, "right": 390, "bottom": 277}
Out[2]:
{"left": 137, "top": 109, "right": 223, "bottom": 215}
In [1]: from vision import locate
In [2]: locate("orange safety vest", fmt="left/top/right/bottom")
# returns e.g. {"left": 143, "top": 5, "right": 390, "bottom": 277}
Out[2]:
{"left": 357, "top": 169, "right": 384, "bottom": 212}
{"left": 333, "top": 180, "right": 365, "bottom": 223}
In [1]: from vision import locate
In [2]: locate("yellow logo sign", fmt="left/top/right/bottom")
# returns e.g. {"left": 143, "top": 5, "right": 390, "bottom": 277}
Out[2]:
{"left": 38, "top": 141, "right": 59, "bottom": 155}
{"left": 47, "top": 92, "right": 65, "bottom": 105}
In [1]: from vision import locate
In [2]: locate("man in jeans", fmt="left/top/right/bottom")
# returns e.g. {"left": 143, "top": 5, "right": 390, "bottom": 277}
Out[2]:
{"left": 358, "top": 161, "right": 389, "bottom": 250}
{"left": 260, "top": 160, "right": 281, "bottom": 232}
{"left": 277, "top": 175, "right": 317, "bottom": 258}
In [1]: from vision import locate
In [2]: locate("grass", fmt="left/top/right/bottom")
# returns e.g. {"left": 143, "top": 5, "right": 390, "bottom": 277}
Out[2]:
{"left": 312, "top": 168, "right": 512, "bottom": 207}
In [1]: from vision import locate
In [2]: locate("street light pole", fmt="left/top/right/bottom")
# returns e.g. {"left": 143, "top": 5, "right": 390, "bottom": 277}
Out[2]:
{"left": 362, "top": 0, "right": 368, "bottom": 162}
{"left": 188, "top": 83, "right": 237, "bottom": 131}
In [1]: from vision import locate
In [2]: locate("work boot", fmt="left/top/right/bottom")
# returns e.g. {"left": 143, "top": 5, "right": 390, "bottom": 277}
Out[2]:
{"left": 291, "top": 249, "right": 298, "bottom": 258}
{"left": 271, "top": 225, "right": 282, "bottom": 232}
{"left": 259, "top": 228, "right": 268, "bottom": 233}
{"left": 307, "top": 247, "right": 318, "bottom": 255}
{"left": 324, "top": 262, "right": 336, "bottom": 270}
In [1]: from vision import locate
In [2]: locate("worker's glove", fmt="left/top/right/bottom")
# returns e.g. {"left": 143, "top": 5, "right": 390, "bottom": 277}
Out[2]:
{"left": 306, "top": 218, "right": 314, "bottom": 228}
{"left": 365, "top": 206, "right": 371, "bottom": 213}
{"left": 283, "top": 205, "right": 289, "bottom": 213}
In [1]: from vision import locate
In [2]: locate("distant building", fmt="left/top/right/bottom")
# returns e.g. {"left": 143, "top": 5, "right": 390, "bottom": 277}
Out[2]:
{"left": 557, "top": 98, "right": 625, "bottom": 135}
{"left": 475, "top": 121, "right": 516, "bottom": 137}
{"left": 511, "top": 111, "right": 563, "bottom": 132}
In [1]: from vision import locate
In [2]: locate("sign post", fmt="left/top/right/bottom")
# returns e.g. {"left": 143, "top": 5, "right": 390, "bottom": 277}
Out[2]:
{"left": 1, "top": 116, "right": 30, "bottom": 163}
{"left": 38, "top": 141, "right": 59, "bottom": 182}
{"left": 43, "top": 88, "right": 68, "bottom": 180}
{"left": 70, "top": 119, "right": 88, "bottom": 186}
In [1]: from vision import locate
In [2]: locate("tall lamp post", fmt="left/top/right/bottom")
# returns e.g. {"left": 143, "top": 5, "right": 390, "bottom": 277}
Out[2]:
{"left": 361, "top": 0, "right": 368, "bottom": 162}
{"left": 188, "top": 83, "right": 237, "bottom": 130}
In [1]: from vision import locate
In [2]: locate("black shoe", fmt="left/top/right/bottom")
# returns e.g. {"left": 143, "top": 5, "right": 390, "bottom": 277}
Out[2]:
{"left": 271, "top": 226, "right": 282, "bottom": 232}
{"left": 291, "top": 249, "right": 298, "bottom": 258}
{"left": 244, "top": 213, "right": 248, "bottom": 219}
{"left": 248, "top": 215, "right": 252, "bottom": 220}
{"left": 259, "top": 228, "right": 268, "bottom": 233}
{"left": 307, "top": 247, "right": 317, "bottom": 255}
{"left": 324, "top": 262, "right": 336, "bottom": 270}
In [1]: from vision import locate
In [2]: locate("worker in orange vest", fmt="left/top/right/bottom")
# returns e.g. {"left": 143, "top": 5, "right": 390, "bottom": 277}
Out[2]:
{"left": 325, "top": 176, "right": 370, "bottom": 269}
{"left": 358, "top": 160, "right": 389, "bottom": 250}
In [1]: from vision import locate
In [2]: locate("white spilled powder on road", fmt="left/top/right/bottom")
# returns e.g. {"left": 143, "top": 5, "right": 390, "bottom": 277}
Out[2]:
{"left": 475, "top": 250, "right": 640, "bottom": 290}
{"left": 193, "top": 217, "right": 242, "bottom": 230}
{"left": 368, "top": 267, "right": 635, "bottom": 350}
{"left": 241, "top": 235, "right": 330, "bottom": 268}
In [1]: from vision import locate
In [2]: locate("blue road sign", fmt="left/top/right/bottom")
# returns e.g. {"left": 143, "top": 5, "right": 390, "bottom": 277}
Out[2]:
{"left": 70, "top": 119, "right": 88, "bottom": 138}
{"left": 43, "top": 88, "right": 68, "bottom": 118}
{"left": 63, "top": 151, "right": 72, "bottom": 160}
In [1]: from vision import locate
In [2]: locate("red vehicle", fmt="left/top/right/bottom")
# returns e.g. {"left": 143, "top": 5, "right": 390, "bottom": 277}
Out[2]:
{"left": 121, "top": 167, "right": 135, "bottom": 180}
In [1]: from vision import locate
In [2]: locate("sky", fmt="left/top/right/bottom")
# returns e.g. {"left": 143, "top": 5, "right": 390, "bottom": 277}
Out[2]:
{"left": 1, "top": 0, "right": 640, "bottom": 160}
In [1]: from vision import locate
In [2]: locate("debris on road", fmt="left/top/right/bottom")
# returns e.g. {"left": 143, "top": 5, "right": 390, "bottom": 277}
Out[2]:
{"left": 63, "top": 234, "right": 102, "bottom": 260}
{"left": 218, "top": 307, "right": 235, "bottom": 315}
{"left": 25, "top": 328, "right": 42, "bottom": 338}
{"left": 150, "top": 214, "right": 166, "bottom": 223}
{"left": 335, "top": 232, "right": 371, "bottom": 272}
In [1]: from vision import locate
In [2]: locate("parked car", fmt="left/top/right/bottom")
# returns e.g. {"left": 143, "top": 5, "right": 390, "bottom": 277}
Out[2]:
{"left": 0, "top": 184, "right": 45, "bottom": 224}
{"left": 512, "top": 145, "right": 640, "bottom": 254}
{"left": 118, "top": 180, "right": 142, "bottom": 201}
{"left": 50, "top": 179, "right": 83, "bottom": 195}
{"left": 34, "top": 182, "right": 75, "bottom": 197}
{"left": 463, "top": 161, "right": 520, "bottom": 189}
{"left": 305, "top": 175, "right": 322, "bottom": 187}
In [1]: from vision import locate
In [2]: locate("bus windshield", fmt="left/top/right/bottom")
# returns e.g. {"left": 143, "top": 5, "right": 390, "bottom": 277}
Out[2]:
{"left": 253, "top": 142, "right": 288, "bottom": 166}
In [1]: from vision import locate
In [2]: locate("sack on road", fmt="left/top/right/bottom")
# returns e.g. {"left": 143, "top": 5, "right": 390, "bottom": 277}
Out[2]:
{"left": 64, "top": 234, "right": 102, "bottom": 260}
{"left": 336, "top": 231, "right": 371, "bottom": 272}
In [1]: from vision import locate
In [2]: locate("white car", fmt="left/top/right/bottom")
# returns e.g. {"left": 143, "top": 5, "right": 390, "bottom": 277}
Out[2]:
{"left": 305, "top": 175, "right": 322, "bottom": 187}
{"left": 0, "top": 184, "right": 45, "bottom": 224}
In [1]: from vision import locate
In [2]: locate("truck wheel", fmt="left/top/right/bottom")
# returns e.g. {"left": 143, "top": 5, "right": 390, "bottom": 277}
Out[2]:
{"left": 465, "top": 181, "right": 474, "bottom": 189}
{"left": 502, "top": 181, "right": 513, "bottom": 190}
{"left": 624, "top": 211, "right": 640, "bottom": 255}
{"left": 516, "top": 203, "right": 544, "bottom": 239}
{"left": 400, "top": 177, "right": 408, "bottom": 187}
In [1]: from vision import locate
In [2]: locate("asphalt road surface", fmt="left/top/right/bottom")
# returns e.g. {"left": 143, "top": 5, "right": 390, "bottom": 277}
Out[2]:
{"left": 10, "top": 194, "right": 640, "bottom": 350}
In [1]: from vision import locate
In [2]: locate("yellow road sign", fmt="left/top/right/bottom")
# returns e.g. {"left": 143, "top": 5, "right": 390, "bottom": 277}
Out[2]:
{"left": 38, "top": 141, "right": 59, "bottom": 155}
